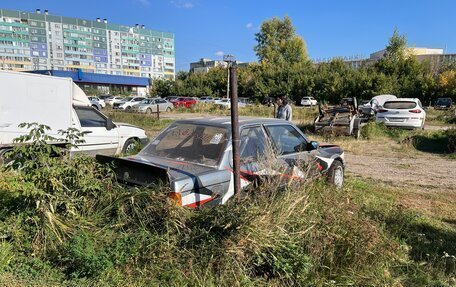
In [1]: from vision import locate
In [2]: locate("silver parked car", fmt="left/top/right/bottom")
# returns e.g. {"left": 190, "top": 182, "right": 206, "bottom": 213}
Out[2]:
{"left": 131, "top": 98, "right": 174, "bottom": 114}
{"left": 97, "top": 117, "right": 345, "bottom": 208}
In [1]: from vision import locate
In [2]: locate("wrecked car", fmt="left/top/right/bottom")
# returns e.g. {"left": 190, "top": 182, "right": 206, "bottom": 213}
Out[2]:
{"left": 97, "top": 117, "right": 345, "bottom": 208}
{"left": 358, "top": 94, "right": 397, "bottom": 117}
{"left": 314, "top": 97, "right": 364, "bottom": 138}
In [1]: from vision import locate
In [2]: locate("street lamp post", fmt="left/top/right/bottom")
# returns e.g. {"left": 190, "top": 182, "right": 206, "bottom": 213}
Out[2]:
{"left": 223, "top": 54, "right": 241, "bottom": 199}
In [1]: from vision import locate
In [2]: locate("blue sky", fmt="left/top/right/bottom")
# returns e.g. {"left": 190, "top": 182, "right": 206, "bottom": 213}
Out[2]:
{"left": 2, "top": 0, "right": 455, "bottom": 71}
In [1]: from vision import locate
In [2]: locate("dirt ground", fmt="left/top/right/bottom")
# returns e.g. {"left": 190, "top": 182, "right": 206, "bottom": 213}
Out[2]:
{"left": 346, "top": 146, "right": 455, "bottom": 192}
{"left": 341, "top": 136, "right": 455, "bottom": 221}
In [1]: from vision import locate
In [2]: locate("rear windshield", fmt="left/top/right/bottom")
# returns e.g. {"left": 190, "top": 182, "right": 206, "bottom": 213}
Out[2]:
{"left": 384, "top": 101, "right": 417, "bottom": 109}
{"left": 436, "top": 98, "right": 452, "bottom": 105}
{"left": 141, "top": 123, "right": 228, "bottom": 167}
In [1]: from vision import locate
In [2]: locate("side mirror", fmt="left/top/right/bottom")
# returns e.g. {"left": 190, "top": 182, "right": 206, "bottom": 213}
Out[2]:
{"left": 307, "top": 141, "right": 319, "bottom": 151}
{"left": 106, "top": 118, "right": 115, "bottom": 130}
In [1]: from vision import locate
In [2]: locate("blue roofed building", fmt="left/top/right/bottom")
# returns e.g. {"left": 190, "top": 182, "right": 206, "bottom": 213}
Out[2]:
{"left": 29, "top": 69, "right": 150, "bottom": 96}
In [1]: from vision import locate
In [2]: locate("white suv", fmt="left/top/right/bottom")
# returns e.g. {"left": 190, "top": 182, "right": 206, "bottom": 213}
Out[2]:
{"left": 301, "top": 97, "right": 318, "bottom": 106}
{"left": 376, "top": 98, "right": 426, "bottom": 129}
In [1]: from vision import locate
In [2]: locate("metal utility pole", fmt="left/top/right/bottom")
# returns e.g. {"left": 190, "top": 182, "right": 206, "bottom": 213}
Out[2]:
{"left": 224, "top": 54, "right": 241, "bottom": 199}
{"left": 226, "top": 67, "right": 230, "bottom": 98}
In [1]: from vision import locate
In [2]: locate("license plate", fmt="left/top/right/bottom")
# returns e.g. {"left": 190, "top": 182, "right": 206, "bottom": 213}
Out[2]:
{"left": 388, "top": 118, "right": 405, "bottom": 122}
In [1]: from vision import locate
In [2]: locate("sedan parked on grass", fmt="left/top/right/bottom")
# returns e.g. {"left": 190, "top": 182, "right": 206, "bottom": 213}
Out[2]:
{"left": 300, "top": 97, "right": 318, "bottom": 106}
{"left": 199, "top": 97, "right": 217, "bottom": 103}
{"left": 434, "top": 98, "right": 453, "bottom": 110}
{"left": 88, "top": 96, "right": 106, "bottom": 108}
{"left": 214, "top": 99, "right": 247, "bottom": 109}
{"left": 132, "top": 98, "right": 174, "bottom": 114}
{"left": 170, "top": 97, "right": 197, "bottom": 108}
{"left": 97, "top": 117, "right": 345, "bottom": 208}
{"left": 376, "top": 98, "right": 426, "bottom": 129}
{"left": 113, "top": 97, "right": 146, "bottom": 110}
{"left": 105, "top": 96, "right": 124, "bottom": 106}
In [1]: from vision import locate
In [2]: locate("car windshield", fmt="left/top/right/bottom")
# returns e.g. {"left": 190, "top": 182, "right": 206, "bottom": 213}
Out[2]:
{"left": 436, "top": 98, "right": 451, "bottom": 105}
{"left": 124, "top": 97, "right": 133, "bottom": 101}
{"left": 141, "top": 123, "right": 229, "bottom": 167}
{"left": 384, "top": 101, "right": 417, "bottom": 109}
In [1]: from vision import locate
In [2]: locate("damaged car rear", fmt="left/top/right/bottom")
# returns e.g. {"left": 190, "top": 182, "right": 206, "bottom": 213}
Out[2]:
{"left": 97, "top": 117, "right": 345, "bottom": 208}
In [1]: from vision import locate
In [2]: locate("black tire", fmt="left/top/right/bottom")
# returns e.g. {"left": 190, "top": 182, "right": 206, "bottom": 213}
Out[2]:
{"left": 92, "top": 104, "right": 100, "bottom": 111}
{"left": 166, "top": 107, "right": 172, "bottom": 112}
{"left": 353, "top": 118, "right": 362, "bottom": 139}
{"left": 328, "top": 160, "right": 344, "bottom": 188}
{"left": 126, "top": 106, "right": 131, "bottom": 111}
{"left": 146, "top": 108, "right": 152, "bottom": 114}
{"left": 122, "top": 138, "right": 139, "bottom": 154}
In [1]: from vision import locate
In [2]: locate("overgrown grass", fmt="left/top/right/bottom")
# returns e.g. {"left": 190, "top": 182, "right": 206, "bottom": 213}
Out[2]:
{"left": 359, "top": 122, "right": 456, "bottom": 156}
{"left": 425, "top": 108, "right": 456, "bottom": 125}
{"left": 0, "top": 134, "right": 455, "bottom": 285}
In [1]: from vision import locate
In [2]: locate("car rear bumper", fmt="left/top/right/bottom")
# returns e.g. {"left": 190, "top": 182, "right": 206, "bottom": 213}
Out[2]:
{"left": 376, "top": 117, "right": 424, "bottom": 128}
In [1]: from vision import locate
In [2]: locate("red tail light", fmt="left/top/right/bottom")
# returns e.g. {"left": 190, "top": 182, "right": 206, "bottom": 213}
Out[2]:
{"left": 408, "top": 109, "right": 421, "bottom": 113}
{"left": 377, "top": 109, "right": 388, "bottom": 113}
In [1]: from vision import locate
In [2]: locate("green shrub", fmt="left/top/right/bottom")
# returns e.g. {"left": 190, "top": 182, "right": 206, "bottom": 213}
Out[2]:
{"left": 60, "top": 232, "right": 113, "bottom": 278}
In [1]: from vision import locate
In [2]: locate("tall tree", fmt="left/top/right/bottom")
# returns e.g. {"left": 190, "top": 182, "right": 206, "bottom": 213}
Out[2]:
{"left": 254, "top": 16, "right": 308, "bottom": 65}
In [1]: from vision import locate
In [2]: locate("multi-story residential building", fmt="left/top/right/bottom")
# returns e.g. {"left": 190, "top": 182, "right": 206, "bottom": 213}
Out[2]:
{"left": 0, "top": 8, "right": 175, "bottom": 80}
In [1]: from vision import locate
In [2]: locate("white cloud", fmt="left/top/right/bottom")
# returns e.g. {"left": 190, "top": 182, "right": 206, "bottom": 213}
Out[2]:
{"left": 215, "top": 51, "right": 224, "bottom": 57}
{"left": 246, "top": 22, "right": 253, "bottom": 29}
{"left": 138, "top": 0, "right": 151, "bottom": 6}
{"left": 171, "top": 0, "right": 194, "bottom": 9}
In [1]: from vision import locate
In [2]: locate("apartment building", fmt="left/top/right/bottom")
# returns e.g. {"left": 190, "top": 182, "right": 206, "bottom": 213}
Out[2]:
{"left": 0, "top": 8, "right": 175, "bottom": 80}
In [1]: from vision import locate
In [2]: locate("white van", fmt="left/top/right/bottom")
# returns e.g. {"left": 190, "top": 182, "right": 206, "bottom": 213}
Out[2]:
{"left": 0, "top": 71, "right": 148, "bottom": 159}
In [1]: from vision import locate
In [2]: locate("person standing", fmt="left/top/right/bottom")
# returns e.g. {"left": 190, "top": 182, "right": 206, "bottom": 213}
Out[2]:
{"left": 275, "top": 95, "right": 292, "bottom": 121}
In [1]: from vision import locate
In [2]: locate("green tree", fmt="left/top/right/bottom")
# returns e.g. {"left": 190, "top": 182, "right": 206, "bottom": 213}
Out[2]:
{"left": 150, "top": 79, "right": 174, "bottom": 97}
{"left": 254, "top": 16, "right": 308, "bottom": 65}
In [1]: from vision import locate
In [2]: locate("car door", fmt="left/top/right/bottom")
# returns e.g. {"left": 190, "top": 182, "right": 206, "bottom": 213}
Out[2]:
{"left": 263, "top": 124, "right": 318, "bottom": 180}
{"left": 237, "top": 125, "right": 286, "bottom": 188}
{"left": 73, "top": 106, "right": 119, "bottom": 156}
{"left": 156, "top": 99, "right": 167, "bottom": 111}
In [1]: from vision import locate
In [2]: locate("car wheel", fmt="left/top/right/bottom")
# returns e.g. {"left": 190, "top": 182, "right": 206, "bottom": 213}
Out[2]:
{"left": 146, "top": 108, "right": 152, "bottom": 114}
{"left": 126, "top": 106, "right": 131, "bottom": 111}
{"left": 328, "top": 160, "right": 344, "bottom": 188}
{"left": 92, "top": 104, "right": 99, "bottom": 110}
{"left": 122, "top": 138, "right": 139, "bottom": 154}
{"left": 166, "top": 107, "right": 171, "bottom": 112}
{"left": 353, "top": 118, "right": 362, "bottom": 139}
